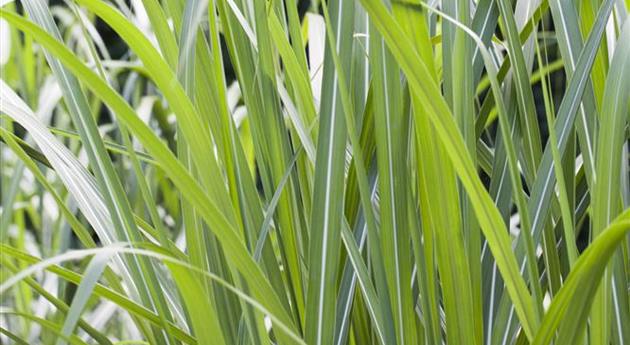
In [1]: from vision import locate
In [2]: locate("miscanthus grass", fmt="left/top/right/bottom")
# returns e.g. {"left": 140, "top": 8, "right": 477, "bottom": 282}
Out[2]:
{"left": 0, "top": 0, "right": 628, "bottom": 343}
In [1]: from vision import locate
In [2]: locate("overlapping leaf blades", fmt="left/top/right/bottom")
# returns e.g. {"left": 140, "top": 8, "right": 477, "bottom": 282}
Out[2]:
{"left": 1, "top": 0, "right": 628, "bottom": 344}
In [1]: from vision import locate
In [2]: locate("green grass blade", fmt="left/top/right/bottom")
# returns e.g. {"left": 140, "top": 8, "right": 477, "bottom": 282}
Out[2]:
{"left": 590, "top": 18, "right": 630, "bottom": 345}
{"left": 533, "top": 212, "right": 630, "bottom": 345}
{"left": 495, "top": 0, "right": 543, "bottom": 183}
{"left": 528, "top": 0, "right": 615, "bottom": 253}
{"left": 547, "top": 0, "right": 599, "bottom": 183}
{"left": 57, "top": 251, "right": 114, "bottom": 345}
{"left": 370, "top": 20, "right": 417, "bottom": 345}
{"left": 0, "top": 312, "right": 88, "bottom": 345}
{"left": 1, "top": 257, "right": 113, "bottom": 344}
{"left": 304, "top": 0, "right": 353, "bottom": 344}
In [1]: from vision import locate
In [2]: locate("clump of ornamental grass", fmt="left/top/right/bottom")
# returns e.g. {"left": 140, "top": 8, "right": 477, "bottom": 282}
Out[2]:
{"left": 0, "top": 0, "right": 629, "bottom": 344}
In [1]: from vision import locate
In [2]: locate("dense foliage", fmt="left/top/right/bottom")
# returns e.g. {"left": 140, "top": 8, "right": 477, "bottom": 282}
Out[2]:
{"left": 0, "top": 0, "right": 629, "bottom": 344}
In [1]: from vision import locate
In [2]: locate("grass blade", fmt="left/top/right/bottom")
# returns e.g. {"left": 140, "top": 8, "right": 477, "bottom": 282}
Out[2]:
{"left": 590, "top": 18, "right": 630, "bottom": 345}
